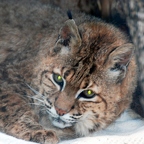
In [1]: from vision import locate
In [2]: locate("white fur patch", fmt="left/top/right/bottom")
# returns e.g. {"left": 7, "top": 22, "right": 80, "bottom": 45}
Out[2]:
{"left": 52, "top": 119, "right": 72, "bottom": 129}
{"left": 75, "top": 112, "right": 96, "bottom": 136}
{"left": 108, "top": 69, "right": 121, "bottom": 78}
{"left": 60, "top": 46, "right": 70, "bottom": 55}
{"left": 46, "top": 106, "right": 59, "bottom": 118}
{"left": 61, "top": 113, "right": 76, "bottom": 123}
{"left": 78, "top": 97, "right": 99, "bottom": 102}
{"left": 53, "top": 67, "right": 61, "bottom": 74}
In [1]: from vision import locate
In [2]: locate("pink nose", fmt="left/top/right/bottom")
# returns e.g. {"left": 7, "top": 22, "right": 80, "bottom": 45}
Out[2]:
{"left": 55, "top": 106, "right": 67, "bottom": 116}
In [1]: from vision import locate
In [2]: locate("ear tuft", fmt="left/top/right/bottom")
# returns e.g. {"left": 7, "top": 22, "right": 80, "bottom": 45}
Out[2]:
{"left": 67, "top": 10, "right": 73, "bottom": 19}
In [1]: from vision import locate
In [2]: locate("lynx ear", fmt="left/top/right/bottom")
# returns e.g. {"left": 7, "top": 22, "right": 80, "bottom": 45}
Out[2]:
{"left": 56, "top": 19, "right": 82, "bottom": 54}
{"left": 107, "top": 43, "right": 135, "bottom": 82}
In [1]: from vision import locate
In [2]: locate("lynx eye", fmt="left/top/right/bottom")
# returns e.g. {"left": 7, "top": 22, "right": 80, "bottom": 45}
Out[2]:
{"left": 53, "top": 73, "right": 64, "bottom": 90}
{"left": 78, "top": 89, "right": 95, "bottom": 99}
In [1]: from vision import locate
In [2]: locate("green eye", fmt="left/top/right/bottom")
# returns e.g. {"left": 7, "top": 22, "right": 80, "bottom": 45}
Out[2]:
{"left": 53, "top": 74, "right": 63, "bottom": 83}
{"left": 57, "top": 75, "right": 62, "bottom": 81}
{"left": 84, "top": 90, "right": 95, "bottom": 97}
{"left": 87, "top": 90, "right": 93, "bottom": 95}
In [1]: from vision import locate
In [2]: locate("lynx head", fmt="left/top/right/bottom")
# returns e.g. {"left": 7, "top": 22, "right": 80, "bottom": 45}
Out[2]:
{"left": 35, "top": 19, "right": 137, "bottom": 136}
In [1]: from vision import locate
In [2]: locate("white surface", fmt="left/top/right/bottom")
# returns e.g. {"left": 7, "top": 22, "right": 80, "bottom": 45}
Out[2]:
{"left": 0, "top": 132, "right": 36, "bottom": 144}
{"left": 0, "top": 109, "right": 144, "bottom": 144}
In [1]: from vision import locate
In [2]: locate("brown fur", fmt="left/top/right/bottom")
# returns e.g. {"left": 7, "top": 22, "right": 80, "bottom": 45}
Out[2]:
{"left": 0, "top": 0, "right": 137, "bottom": 144}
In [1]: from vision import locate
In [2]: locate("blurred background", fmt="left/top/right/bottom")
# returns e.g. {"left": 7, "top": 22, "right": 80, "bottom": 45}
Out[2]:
{"left": 41, "top": 0, "right": 144, "bottom": 117}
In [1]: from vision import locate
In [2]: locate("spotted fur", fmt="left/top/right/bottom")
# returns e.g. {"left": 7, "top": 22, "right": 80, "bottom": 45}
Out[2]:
{"left": 0, "top": 0, "right": 137, "bottom": 144}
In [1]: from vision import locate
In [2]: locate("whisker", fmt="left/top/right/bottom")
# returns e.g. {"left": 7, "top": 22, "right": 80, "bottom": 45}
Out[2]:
{"left": 25, "top": 83, "right": 44, "bottom": 97}
{"left": 41, "top": 108, "right": 46, "bottom": 111}
{"left": 25, "top": 95, "right": 44, "bottom": 103}
{"left": 24, "top": 103, "right": 45, "bottom": 107}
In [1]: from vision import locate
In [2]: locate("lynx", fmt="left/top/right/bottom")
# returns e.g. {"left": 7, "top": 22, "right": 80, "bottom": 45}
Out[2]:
{"left": 0, "top": 0, "right": 137, "bottom": 144}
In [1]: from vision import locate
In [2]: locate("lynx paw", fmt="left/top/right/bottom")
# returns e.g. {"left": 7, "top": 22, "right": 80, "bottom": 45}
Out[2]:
{"left": 32, "top": 130, "right": 59, "bottom": 144}
{"left": 21, "top": 130, "right": 59, "bottom": 144}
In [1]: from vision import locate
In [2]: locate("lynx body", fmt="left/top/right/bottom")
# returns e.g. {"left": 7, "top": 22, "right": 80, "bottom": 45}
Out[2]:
{"left": 0, "top": 0, "right": 137, "bottom": 143}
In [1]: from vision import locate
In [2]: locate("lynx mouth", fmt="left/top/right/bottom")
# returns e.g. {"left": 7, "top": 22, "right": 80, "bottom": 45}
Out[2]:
{"left": 46, "top": 108, "right": 76, "bottom": 128}
{"left": 52, "top": 117, "right": 74, "bottom": 129}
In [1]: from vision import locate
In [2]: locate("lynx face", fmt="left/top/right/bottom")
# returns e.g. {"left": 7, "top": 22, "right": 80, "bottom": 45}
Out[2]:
{"left": 32, "top": 19, "right": 137, "bottom": 136}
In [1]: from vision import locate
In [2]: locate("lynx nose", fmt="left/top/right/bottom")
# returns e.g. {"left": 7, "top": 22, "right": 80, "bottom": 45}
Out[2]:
{"left": 55, "top": 106, "right": 67, "bottom": 116}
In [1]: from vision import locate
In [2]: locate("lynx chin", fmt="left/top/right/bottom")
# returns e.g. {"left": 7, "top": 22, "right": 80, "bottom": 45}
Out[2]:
{"left": 0, "top": 0, "right": 137, "bottom": 144}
